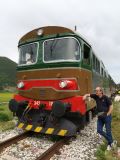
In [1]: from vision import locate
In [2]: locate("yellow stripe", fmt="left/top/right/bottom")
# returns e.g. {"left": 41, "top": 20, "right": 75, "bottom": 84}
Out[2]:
{"left": 34, "top": 127, "right": 43, "bottom": 132}
{"left": 58, "top": 129, "right": 67, "bottom": 136}
{"left": 18, "top": 123, "right": 24, "bottom": 128}
{"left": 25, "top": 125, "right": 32, "bottom": 130}
{"left": 45, "top": 128, "right": 54, "bottom": 134}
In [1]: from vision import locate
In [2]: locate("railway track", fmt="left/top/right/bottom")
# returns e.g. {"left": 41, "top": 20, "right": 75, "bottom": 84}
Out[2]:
{"left": 0, "top": 117, "right": 99, "bottom": 160}
{"left": 0, "top": 131, "right": 70, "bottom": 160}
{"left": 36, "top": 137, "right": 70, "bottom": 160}
{"left": 0, "top": 117, "right": 96, "bottom": 160}
{"left": 0, "top": 132, "right": 30, "bottom": 153}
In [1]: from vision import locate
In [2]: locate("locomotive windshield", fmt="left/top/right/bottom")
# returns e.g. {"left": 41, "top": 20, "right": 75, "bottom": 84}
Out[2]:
{"left": 43, "top": 37, "right": 80, "bottom": 62}
{"left": 18, "top": 42, "right": 38, "bottom": 65}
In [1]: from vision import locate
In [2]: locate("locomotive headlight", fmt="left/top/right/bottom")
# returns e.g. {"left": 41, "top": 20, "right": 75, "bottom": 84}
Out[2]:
{"left": 59, "top": 80, "right": 68, "bottom": 88}
{"left": 17, "top": 81, "right": 24, "bottom": 89}
{"left": 37, "top": 29, "right": 43, "bottom": 36}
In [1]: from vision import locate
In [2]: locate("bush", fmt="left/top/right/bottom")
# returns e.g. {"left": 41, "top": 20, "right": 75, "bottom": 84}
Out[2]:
{"left": 0, "top": 108, "right": 4, "bottom": 111}
{"left": 95, "top": 143, "right": 107, "bottom": 160}
{"left": 0, "top": 86, "right": 4, "bottom": 91}
{"left": 95, "top": 149, "right": 106, "bottom": 160}
{"left": 0, "top": 113, "right": 10, "bottom": 121}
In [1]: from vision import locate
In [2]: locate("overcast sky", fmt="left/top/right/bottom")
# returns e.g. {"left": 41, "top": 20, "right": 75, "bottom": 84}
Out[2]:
{"left": 0, "top": 0, "right": 120, "bottom": 83}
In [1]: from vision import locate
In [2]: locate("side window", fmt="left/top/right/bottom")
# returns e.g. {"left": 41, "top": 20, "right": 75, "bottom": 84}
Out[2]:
{"left": 104, "top": 71, "right": 106, "bottom": 78}
{"left": 83, "top": 44, "right": 91, "bottom": 65}
{"left": 101, "top": 67, "right": 104, "bottom": 76}
{"left": 92, "top": 53, "right": 96, "bottom": 70}
{"left": 96, "top": 59, "right": 100, "bottom": 73}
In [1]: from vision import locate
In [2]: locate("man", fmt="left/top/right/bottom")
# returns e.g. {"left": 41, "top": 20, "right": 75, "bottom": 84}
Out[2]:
{"left": 83, "top": 86, "right": 116, "bottom": 150}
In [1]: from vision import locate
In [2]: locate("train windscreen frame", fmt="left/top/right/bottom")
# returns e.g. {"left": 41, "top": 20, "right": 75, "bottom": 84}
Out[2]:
{"left": 43, "top": 37, "right": 81, "bottom": 63}
{"left": 18, "top": 42, "right": 39, "bottom": 66}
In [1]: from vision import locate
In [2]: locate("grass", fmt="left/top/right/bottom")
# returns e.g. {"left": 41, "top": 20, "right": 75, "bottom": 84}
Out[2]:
{"left": 112, "top": 102, "right": 120, "bottom": 147}
{"left": 0, "top": 104, "right": 15, "bottom": 131}
{"left": 95, "top": 102, "right": 120, "bottom": 160}
{"left": 0, "top": 121, "right": 15, "bottom": 131}
{"left": 0, "top": 92, "right": 15, "bottom": 131}
{"left": 0, "top": 104, "right": 13, "bottom": 121}
{"left": 0, "top": 92, "right": 14, "bottom": 102}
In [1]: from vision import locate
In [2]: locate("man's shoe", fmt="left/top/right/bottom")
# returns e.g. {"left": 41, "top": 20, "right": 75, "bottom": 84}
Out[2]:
{"left": 107, "top": 145, "right": 112, "bottom": 151}
{"left": 111, "top": 140, "right": 117, "bottom": 148}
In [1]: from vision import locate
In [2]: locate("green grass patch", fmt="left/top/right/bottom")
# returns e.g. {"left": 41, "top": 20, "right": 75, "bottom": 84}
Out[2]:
{"left": 0, "top": 103, "right": 15, "bottom": 131}
{"left": 96, "top": 102, "right": 120, "bottom": 160}
{"left": 0, "top": 121, "right": 15, "bottom": 131}
{"left": 0, "top": 108, "right": 4, "bottom": 111}
{"left": 0, "top": 104, "right": 13, "bottom": 121}
{"left": 0, "top": 113, "right": 9, "bottom": 121}
{"left": 0, "top": 92, "right": 14, "bottom": 102}
{"left": 0, "top": 92, "right": 16, "bottom": 131}
{"left": 112, "top": 102, "right": 120, "bottom": 147}
{"left": 95, "top": 143, "right": 107, "bottom": 160}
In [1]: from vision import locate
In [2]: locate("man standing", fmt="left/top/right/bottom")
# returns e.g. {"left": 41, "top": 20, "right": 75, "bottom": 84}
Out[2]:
{"left": 83, "top": 86, "right": 116, "bottom": 150}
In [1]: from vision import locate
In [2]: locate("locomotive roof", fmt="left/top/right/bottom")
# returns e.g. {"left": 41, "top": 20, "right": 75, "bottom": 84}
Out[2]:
{"left": 19, "top": 26, "right": 75, "bottom": 43}
{"left": 19, "top": 26, "right": 91, "bottom": 46}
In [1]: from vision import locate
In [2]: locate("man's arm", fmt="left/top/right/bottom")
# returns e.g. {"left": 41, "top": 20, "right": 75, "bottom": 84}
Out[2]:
{"left": 83, "top": 93, "right": 97, "bottom": 100}
{"left": 106, "top": 96, "right": 113, "bottom": 116}
{"left": 107, "top": 105, "right": 113, "bottom": 116}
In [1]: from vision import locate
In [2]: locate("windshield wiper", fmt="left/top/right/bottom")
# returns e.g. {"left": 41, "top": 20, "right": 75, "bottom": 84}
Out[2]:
{"left": 50, "top": 38, "right": 58, "bottom": 57}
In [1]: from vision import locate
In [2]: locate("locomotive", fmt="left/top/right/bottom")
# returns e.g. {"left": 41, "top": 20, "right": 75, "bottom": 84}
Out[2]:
{"left": 9, "top": 26, "right": 116, "bottom": 136}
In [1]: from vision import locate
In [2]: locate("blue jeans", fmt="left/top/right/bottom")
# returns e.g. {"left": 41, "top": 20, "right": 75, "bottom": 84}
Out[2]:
{"left": 97, "top": 115, "right": 113, "bottom": 145}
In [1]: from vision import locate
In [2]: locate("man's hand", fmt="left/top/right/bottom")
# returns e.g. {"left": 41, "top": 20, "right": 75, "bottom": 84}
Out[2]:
{"left": 83, "top": 94, "right": 90, "bottom": 100}
{"left": 107, "top": 105, "right": 113, "bottom": 116}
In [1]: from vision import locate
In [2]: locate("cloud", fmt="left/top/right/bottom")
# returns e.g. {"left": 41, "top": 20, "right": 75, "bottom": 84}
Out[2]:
{"left": 0, "top": 0, "right": 120, "bottom": 83}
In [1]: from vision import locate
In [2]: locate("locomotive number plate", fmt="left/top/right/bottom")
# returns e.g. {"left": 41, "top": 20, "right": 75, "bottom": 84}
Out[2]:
{"left": 33, "top": 101, "right": 53, "bottom": 106}
{"left": 34, "top": 101, "right": 41, "bottom": 105}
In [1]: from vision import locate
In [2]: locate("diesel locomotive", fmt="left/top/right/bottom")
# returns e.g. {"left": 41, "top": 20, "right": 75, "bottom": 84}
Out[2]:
{"left": 9, "top": 26, "right": 116, "bottom": 136}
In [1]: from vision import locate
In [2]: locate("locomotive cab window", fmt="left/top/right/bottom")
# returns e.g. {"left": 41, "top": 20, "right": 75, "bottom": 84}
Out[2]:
{"left": 43, "top": 37, "right": 80, "bottom": 63}
{"left": 83, "top": 44, "right": 91, "bottom": 65}
{"left": 18, "top": 42, "right": 38, "bottom": 65}
{"left": 92, "top": 53, "right": 96, "bottom": 70}
{"left": 101, "top": 67, "right": 104, "bottom": 76}
{"left": 96, "top": 59, "right": 100, "bottom": 73}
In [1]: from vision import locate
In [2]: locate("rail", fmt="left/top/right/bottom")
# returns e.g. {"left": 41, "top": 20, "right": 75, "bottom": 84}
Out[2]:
{"left": 36, "top": 137, "right": 70, "bottom": 160}
{"left": 0, "top": 132, "right": 30, "bottom": 153}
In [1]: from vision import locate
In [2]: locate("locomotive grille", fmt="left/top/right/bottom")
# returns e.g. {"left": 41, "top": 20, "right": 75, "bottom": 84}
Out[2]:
{"left": 39, "top": 88, "right": 46, "bottom": 97}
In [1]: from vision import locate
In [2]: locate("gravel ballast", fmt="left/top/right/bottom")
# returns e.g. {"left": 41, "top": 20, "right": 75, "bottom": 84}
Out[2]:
{"left": 0, "top": 134, "right": 54, "bottom": 160}
{"left": 51, "top": 117, "right": 103, "bottom": 160}
{"left": 0, "top": 117, "right": 103, "bottom": 160}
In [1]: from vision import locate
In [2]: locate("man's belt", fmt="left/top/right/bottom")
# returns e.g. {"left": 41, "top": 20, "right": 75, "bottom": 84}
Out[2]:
{"left": 97, "top": 112, "right": 107, "bottom": 118}
{"left": 97, "top": 112, "right": 105, "bottom": 116}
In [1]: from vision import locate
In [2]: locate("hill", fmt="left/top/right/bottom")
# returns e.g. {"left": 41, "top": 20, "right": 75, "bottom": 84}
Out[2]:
{"left": 0, "top": 57, "right": 17, "bottom": 87}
